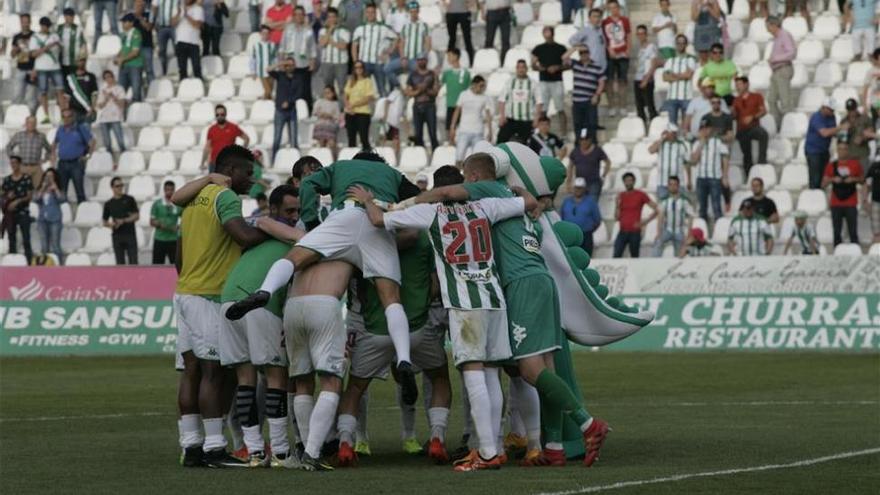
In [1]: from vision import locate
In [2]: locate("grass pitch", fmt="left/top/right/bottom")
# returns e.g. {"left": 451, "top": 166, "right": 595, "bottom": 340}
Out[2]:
{"left": 1, "top": 353, "right": 878, "bottom": 495}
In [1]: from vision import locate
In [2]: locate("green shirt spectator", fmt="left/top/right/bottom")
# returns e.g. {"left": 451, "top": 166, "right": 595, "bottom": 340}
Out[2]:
{"left": 700, "top": 44, "right": 736, "bottom": 98}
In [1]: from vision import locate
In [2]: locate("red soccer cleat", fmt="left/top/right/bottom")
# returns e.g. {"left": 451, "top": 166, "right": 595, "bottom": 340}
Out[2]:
{"left": 452, "top": 453, "right": 503, "bottom": 472}
{"left": 582, "top": 418, "right": 610, "bottom": 467}
{"left": 520, "top": 448, "right": 566, "bottom": 467}
{"left": 427, "top": 438, "right": 449, "bottom": 464}
{"left": 336, "top": 441, "right": 358, "bottom": 467}
{"left": 232, "top": 446, "right": 248, "bottom": 462}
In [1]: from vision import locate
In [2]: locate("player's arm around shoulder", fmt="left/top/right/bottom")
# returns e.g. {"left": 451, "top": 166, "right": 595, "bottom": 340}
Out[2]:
{"left": 170, "top": 173, "right": 231, "bottom": 206}
{"left": 216, "top": 190, "right": 267, "bottom": 249}
{"left": 479, "top": 187, "right": 537, "bottom": 223}
{"left": 254, "top": 216, "right": 305, "bottom": 243}
{"left": 412, "top": 184, "right": 472, "bottom": 205}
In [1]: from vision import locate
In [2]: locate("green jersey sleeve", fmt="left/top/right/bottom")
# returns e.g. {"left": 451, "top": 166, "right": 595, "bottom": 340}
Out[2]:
{"left": 215, "top": 189, "right": 243, "bottom": 224}
{"left": 300, "top": 164, "right": 335, "bottom": 226}
{"left": 463, "top": 180, "right": 513, "bottom": 200}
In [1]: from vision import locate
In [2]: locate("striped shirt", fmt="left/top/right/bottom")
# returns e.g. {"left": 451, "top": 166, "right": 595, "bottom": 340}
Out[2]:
{"left": 281, "top": 24, "right": 316, "bottom": 67}
{"left": 319, "top": 26, "right": 351, "bottom": 64}
{"left": 58, "top": 24, "right": 85, "bottom": 67}
{"left": 658, "top": 138, "right": 689, "bottom": 185}
{"left": 400, "top": 20, "right": 428, "bottom": 58}
{"left": 503, "top": 77, "right": 539, "bottom": 121}
{"left": 728, "top": 215, "right": 773, "bottom": 256}
{"left": 571, "top": 59, "right": 606, "bottom": 103}
{"left": 383, "top": 198, "right": 525, "bottom": 310}
{"left": 155, "top": 0, "right": 181, "bottom": 27}
{"left": 663, "top": 54, "right": 697, "bottom": 100}
{"left": 790, "top": 224, "right": 817, "bottom": 254}
{"left": 572, "top": 8, "right": 590, "bottom": 28}
{"left": 250, "top": 40, "right": 277, "bottom": 78}
{"left": 352, "top": 22, "right": 397, "bottom": 64}
{"left": 694, "top": 137, "right": 728, "bottom": 180}
{"left": 659, "top": 194, "right": 694, "bottom": 235}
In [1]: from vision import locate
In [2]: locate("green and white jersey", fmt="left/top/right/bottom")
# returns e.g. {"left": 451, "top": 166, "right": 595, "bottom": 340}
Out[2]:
{"left": 299, "top": 159, "right": 405, "bottom": 225}
{"left": 728, "top": 215, "right": 773, "bottom": 256}
{"left": 503, "top": 76, "right": 539, "bottom": 121}
{"left": 155, "top": 0, "right": 181, "bottom": 26}
{"left": 694, "top": 136, "right": 728, "bottom": 180}
{"left": 572, "top": 8, "right": 590, "bottom": 28}
{"left": 319, "top": 26, "right": 351, "bottom": 64}
{"left": 220, "top": 239, "right": 292, "bottom": 317}
{"left": 658, "top": 194, "right": 694, "bottom": 235}
{"left": 383, "top": 198, "right": 526, "bottom": 310}
{"left": 658, "top": 138, "right": 690, "bottom": 185}
{"left": 663, "top": 54, "right": 697, "bottom": 100}
{"left": 352, "top": 22, "right": 397, "bottom": 64}
{"left": 57, "top": 24, "right": 85, "bottom": 66}
{"left": 400, "top": 20, "right": 428, "bottom": 58}
{"left": 790, "top": 224, "right": 817, "bottom": 254}
{"left": 251, "top": 40, "right": 278, "bottom": 78}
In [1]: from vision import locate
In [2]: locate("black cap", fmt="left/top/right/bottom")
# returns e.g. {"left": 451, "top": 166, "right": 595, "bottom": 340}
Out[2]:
{"left": 845, "top": 98, "right": 858, "bottom": 111}
{"left": 121, "top": 13, "right": 137, "bottom": 22}
{"left": 740, "top": 198, "right": 754, "bottom": 210}
{"left": 62, "top": 7, "right": 76, "bottom": 16}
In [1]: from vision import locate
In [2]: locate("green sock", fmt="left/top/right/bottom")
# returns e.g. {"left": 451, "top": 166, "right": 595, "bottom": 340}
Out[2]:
{"left": 536, "top": 369, "right": 592, "bottom": 430}
{"left": 540, "top": 393, "right": 564, "bottom": 445}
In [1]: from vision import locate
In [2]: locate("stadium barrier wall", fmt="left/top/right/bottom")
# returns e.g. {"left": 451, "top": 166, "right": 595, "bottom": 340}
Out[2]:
{"left": 1, "top": 256, "right": 879, "bottom": 356}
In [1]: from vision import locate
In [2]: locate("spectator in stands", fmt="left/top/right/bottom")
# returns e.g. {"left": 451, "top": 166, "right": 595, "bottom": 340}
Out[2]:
{"left": 338, "top": 0, "right": 367, "bottom": 33}
{"left": 150, "top": 180, "right": 181, "bottom": 264}
{"left": 344, "top": 61, "right": 377, "bottom": 149}
{"left": 865, "top": 48, "right": 880, "bottom": 122}
{"left": 529, "top": 116, "right": 566, "bottom": 158}
{"left": 732, "top": 76, "right": 769, "bottom": 176}
{"left": 382, "top": 86, "right": 406, "bottom": 157}
{"left": 153, "top": 0, "right": 181, "bottom": 76}
{"left": 310, "top": 0, "right": 328, "bottom": 39}
{"left": 248, "top": 0, "right": 262, "bottom": 32}
{"left": 613, "top": 171, "right": 658, "bottom": 258}
{"left": 65, "top": 56, "right": 98, "bottom": 124}
{"left": 204, "top": 104, "right": 249, "bottom": 170}
{"left": 700, "top": 43, "right": 736, "bottom": 106}
{"left": 727, "top": 199, "right": 774, "bottom": 255}
{"left": 700, "top": 95, "right": 734, "bottom": 143}
{"left": 416, "top": 174, "right": 429, "bottom": 191}
{"left": 252, "top": 25, "right": 278, "bottom": 100}
{"left": 569, "top": 8, "right": 607, "bottom": 72}
{"left": 282, "top": 6, "right": 317, "bottom": 112}
{"left": 568, "top": 129, "right": 610, "bottom": 198}
{"left": 565, "top": 45, "right": 606, "bottom": 140}
{"left": 683, "top": 79, "right": 728, "bottom": 141}
{"left": 651, "top": 0, "right": 677, "bottom": 60}
{"left": 841, "top": 98, "right": 876, "bottom": 168}
{"left": 176, "top": 0, "right": 205, "bottom": 80}
{"left": 133, "top": 0, "right": 155, "bottom": 86}
{"left": 12, "top": 14, "right": 38, "bottom": 114}
{"left": 822, "top": 141, "right": 865, "bottom": 245}
{"left": 679, "top": 227, "right": 716, "bottom": 257}
{"left": 405, "top": 54, "right": 440, "bottom": 150}
{"left": 7, "top": 116, "right": 52, "bottom": 187}
{"left": 58, "top": 8, "right": 86, "bottom": 77}
{"left": 351, "top": 3, "right": 397, "bottom": 97}
{"left": 653, "top": 175, "right": 694, "bottom": 257}
{"left": 497, "top": 59, "right": 542, "bottom": 144}
{"left": 441, "top": 49, "right": 471, "bottom": 137}
{"left": 270, "top": 58, "right": 302, "bottom": 155}
{"left": 749, "top": 177, "right": 779, "bottom": 223}
{"left": 54, "top": 109, "right": 95, "bottom": 203}
{"left": 102, "top": 176, "right": 140, "bottom": 265}
{"left": 201, "top": 0, "right": 227, "bottom": 56}
{"left": 316, "top": 8, "right": 350, "bottom": 100}
{"left": 633, "top": 24, "right": 661, "bottom": 126}
{"left": 444, "top": 0, "right": 475, "bottom": 63}
{"left": 784, "top": 0, "right": 811, "bottom": 29}
{"left": 865, "top": 157, "right": 880, "bottom": 243}
{"left": 691, "top": 119, "right": 729, "bottom": 222}
{"left": 649, "top": 123, "right": 690, "bottom": 199}
{"left": 747, "top": 0, "right": 768, "bottom": 21}
{"left": 844, "top": 0, "right": 877, "bottom": 61}
{"left": 96, "top": 71, "right": 127, "bottom": 155}
{"left": 116, "top": 14, "right": 144, "bottom": 103}
{"left": 313, "top": 85, "right": 341, "bottom": 152}
{"left": 2, "top": 156, "right": 35, "bottom": 264}
{"left": 805, "top": 99, "right": 847, "bottom": 189}
{"left": 33, "top": 168, "right": 65, "bottom": 264}
{"left": 690, "top": 0, "right": 722, "bottom": 65}
{"left": 662, "top": 34, "right": 697, "bottom": 125}
{"left": 532, "top": 27, "right": 567, "bottom": 134}
{"left": 450, "top": 76, "right": 494, "bottom": 165}
{"left": 483, "top": 0, "right": 512, "bottom": 64}
{"left": 766, "top": 16, "right": 796, "bottom": 124}
{"left": 561, "top": 177, "right": 602, "bottom": 255}
{"left": 386, "top": 0, "right": 411, "bottom": 38}
{"left": 265, "top": 0, "right": 293, "bottom": 44}
{"left": 601, "top": 0, "right": 631, "bottom": 116}
{"left": 30, "top": 17, "right": 65, "bottom": 124}
{"left": 92, "top": 0, "right": 120, "bottom": 50}
{"left": 386, "top": 2, "right": 429, "bottom": 92}
{"left": 783, "top": 210, "right": 819, "bottom": 255}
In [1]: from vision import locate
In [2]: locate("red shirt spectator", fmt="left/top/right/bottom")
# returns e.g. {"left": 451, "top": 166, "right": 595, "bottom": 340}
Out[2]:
{"left": 617, "top": 188, "right": 651, "bottom": 232}
{"left": 265, "top": 2, "right": 293, "bottom": 44}
{"left": 601, "top": 15, "right": 631, "bottom": 58}
{"left": 204, "top": 115, "right": 248, "bottom": 168}
{"left": 823, "top": 159, "right": 864, "bottom": 208}
{"left": 732, "top": 92, "right": 765, "bottom": 131}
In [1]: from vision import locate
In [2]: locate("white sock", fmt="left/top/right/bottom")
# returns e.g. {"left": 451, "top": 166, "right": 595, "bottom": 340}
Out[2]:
{"left": 337, "top": 413, "right": 357, "bottom": 445}
{"left": 397, "top": 384, "right": 416, "bottom": 440}
{"left": 179, "top": 414, "right": 204, "bottom": 448}
{"left": 546, "top": 441, "right": 564, "bottom": 451}
{"left": 514, "top": 378, "right": 542, "bottom": 451}
{"left": 356, "top": 391, "right": 369, "bottom": 443}
{"left": 287, "top": 393, "right": 300, "bottom": 443}
{"left": 462, "top": 370, "right": 497, "bottom": 459}
{"left": 508, "top": 378, "right": 525, "bottom": 438}
{"left": 258, "top": 259, "right": 295, "bottom": 294}
{"left": 226, "top": 408, "right": 244, "bottom": 451}
{"left": 428, "top": 407, "right": 449, "bottom": 441}
{"left": 385, "top": 303, "right": 411, "bottom": 364}
{"left": 242, "top": 424, "right": 264, "bottom": 454}
{"left": 483, "top": 368, "right": 504, "bottom": 455}
{"left": 293, "top": 394, "right": 314, "bottom": 445}
{"left": 580, "top": 417, "right": 594, "bottom": 433}
{"left": 460, "top": 373, "right": 473, "bottom": 438}
{"left": 203, "top": 417, "right": 227, "bottom": 451}
{"left": 268, "top": 417, "right": 290, "bottom": 456}
{"left": 305, "top": 391, "right": 340, "bottom": 459}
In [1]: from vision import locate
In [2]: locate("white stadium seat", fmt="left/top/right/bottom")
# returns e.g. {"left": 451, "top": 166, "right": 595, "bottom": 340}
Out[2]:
{"left": 208, "top": 77, "right": 237, "bottom": 102}
{"left": 187, "top": 101, "right": 215, "bottom": 125}
{"left": 73, "top": 201, "right": 103, "bottom": 227}
{"left": 519, "top": 25, "right": 544, "bottom": 49}
{"left": 399, "top": 146, "right": 428, "bottom": 173}
{"left": 179, "top": 150, "right": 205, "bottom": 175}
{"left": 767, "top": 136, "right": 792, "bottom": 164}
{"left": 868, "top": 243, "right": 880, "bottom": 256}
{"left": 95, "top": 252, "right": 117, "bottom": 265}
{"left": 845, "top": 61, "right": 872, "bottom": 87}
{"left": 503, "top": 47, "right": 531, "bottom": 72}
{"left": 247, "top": 99, "right": 276, "bottom": 125}
{"left": 337, "top": 147, "right": 358, "bottom": 161}
{"left": 64, "top": 252, "right": 93, "bottom": 266}
{"left": 811, "top": 61, "right": 842, "bottom": 89}
{"left": 796, "top": 86, "right": 825, "bottom": 113}
{"left": 766, "top": 190, "right": 792, "bottom": 217}
{"left": 176, "top": 78, "right": 205, "bottom": 102}
{"left": 511, "top": 2, "right": 534, "bottom": 26}
{"left": 647, "top": 115, "right": 669, "bottom": 140}
{"left": 748, "top": 164, "right": 777, "bottom": 188}
{"left": 726, "top": 18, "right": 744, "bottom": 43}
{"left": 83, "top": 227, "right": 113, "bottom": 253}
{"left": 796, "top": 189, "right": 828, "bottom": 216}
{"left": 779, "top": 112, "right": 808, "bottom": 139}
{"left": 747, "top": 18, "right": 772, "bottom": 43}
{"left": 227, "top": 54, "right": 252, "bottom": 79}
{"left": 220, "top": 33, "right": 243, "bottom": 56}
{"left": 781, "top": 15, "right": 808, "bottom": 42}
{"left": 829, "top": 36, "right": 854, "bottom": 63}
{"left": 308, "top": 147, "right": 335, "bottom": 166}
{"left": 135, "top": 126, "right": 166, "bottom": 151}
{"left": 538, "top": 1, "right": 562, "bottom": 25}
{"left": 614, "top": 115, "right": 645, "bottom": 143}
{"left": 472, "top": 49, "right": 501, "bottom": 75}
{"left": 602, "top": 142, "right": 629, "bottom": 166}
{"left": 732, "top": 40, "right": 760, "bottom": 67}
{"left": 137, "top": 200, "right": 154, "bottom": 227}
{"left": 86, "top": 151, "right": 114, "bottom": 177}
{"left": 779, "top": 164, "right": 808, "bottom": 190}
{"left": 157, "top": 102, "right": 185, "bottom": 126}
{"left": 430, "top": 146, "right": 456, "bottom": 168}
{"left": 419, "top": 5, "right": 443, "bottom": 26}
{"left": 0, "top": 254, "right": 28, "bottom": 266}
{"left": 272, "top": 148, "right": 301, "bottom": 173}
{"left": 201, "top": 55, "right": 225, "bottom": 79}
{"left": 226, "top": 101, "right": 248, "bottom": 123}
{"left": 747, "top": 62, "right": 771, "bottom": 91}
{"left": 791, "top": 62, "right": 809, "bottom": 89}
{"left": 167, "top": 126, "right": 197, "bottom": 151}
{"left": 61, "top": 227, "right": 83, "bottom": 253}
{"left": 830, "top": 87, "right": 860, "bottom": 113}
{"left": 486, "top": 72, "right": 512, "bottom": 97}
{"left": 816, "top": 216, "right": 833, "bottom": 244}
{"left": 94, "top": 35, "right": 121, "bottom": 58}
{"left": 116, "top": 151, "right": 146, "bottom": 177}
{"left": 126, "top": 102, "right": 155, "bottom": 127}
{"left": 146, "top": 78, "right": 174, "bottom": 103}
{"left": 128, "top": 176, "right": 156, "bottom": 201}
{"left": 238, "top": 77, "right": 265, "bottom": 100}
{"left": 4, "top": 104, "right": 30, "bottom": 128}
{"left": 630, "top": 142, "right": 655, "bottom": 168}
{"left": 812, "top": 14, "right": 841, "bottom": 41}
{"left": 794, "top": 38, "right": 824, "bottom": 66}
{"left": 833, "top": 243, "right": 862, "bottom": 256}
{"left": 712, "top": 217, "right": 732, "bottom": 244}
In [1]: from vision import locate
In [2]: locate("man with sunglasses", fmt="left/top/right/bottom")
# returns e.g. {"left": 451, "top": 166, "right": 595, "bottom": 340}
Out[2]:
{"left": 683, "top": 78, "right": 729, "bottom": 142}
{"left": 699, "top": 43, "right": 736, "bottom": 106}
{"left": 202, "top": 104, "right": 250, "bottom": 172}
{"left": 102, "top": 176, "right": 140, "bottom": 265}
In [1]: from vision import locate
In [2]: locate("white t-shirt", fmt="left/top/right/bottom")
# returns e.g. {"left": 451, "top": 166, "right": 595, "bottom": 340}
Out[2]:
{"left": 456, "top": 89, "right": 493, "bottom": 134}
{"left": 176, "top": 5, "right": 205, "bottom": 45}
{"left": 651, "top": 12, "right": 677, "bottom": 50}
{"left": 635, "top": 42, "right": 658, "bottom": 81}
{"left": 96, "top": 85, "right": 127, "bottom": 123}
{"left": 29, "top": 32, "right": 61, "bottom": 71}
{"left": 385, "top": 88, "right": 405, "bottom": 128}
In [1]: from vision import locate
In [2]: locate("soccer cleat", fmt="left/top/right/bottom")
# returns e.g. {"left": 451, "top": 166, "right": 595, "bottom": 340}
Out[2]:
{"left": 203, "top": 448, "right": 250, "bottom": 468}
{"left": 520, "top": 448, "right": 566, "bottom": 467}
{"left": 450, "top": 437, "right": 472, "bottom": 462}
{"left": 299, "top": 453, "right": 335, "bottom": 472}
{"left": 452, "top": 453, "right": 503, "bottom": 472}
{"left": 503, "top": 432, "right": 528, "bottom": 454}
{"left": 336, "top": 442, "right": 358, "bottom": 467}
{"left": 582, "top": 418, "right": 610, "bottom": 467}
{"left": 402, "top": 437, "right": 423, "bottom": 455}
{"left": 497, "top": 452, "right": 508, "bottom": 465}
{"left": 321, "top": 438, "right": 340, "bottom": 458}
{"left": 225, "top": 290, "right": 270, "bottom": 321}
{"left": 452, "top": 449, "right": 478, "bottom": 467}
{"left": 396, "top": 361, "right": 418, "bottom": 406}
{"left": 232, "top": 445, "right": 248, "bottom": 462}
{"left": 354, "top": 441, "right": 372, "bottom": 456}
{"left": 246, "top": 451, "right": 269, "bottom": 468}
{"left": 427, "top": 438, "right": 449, "bottom": 464}
{"left": 270, "top": 452, "right": 302, "bottom": 469}
{"left": 180, "top": 446, "right": 205, "bottom": 467}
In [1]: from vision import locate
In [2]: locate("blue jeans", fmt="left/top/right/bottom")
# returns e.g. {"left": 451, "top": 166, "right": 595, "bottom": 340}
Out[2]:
{"left": 140, "top": 46, "right": 154, "bottom": 86}
{"left": 58, "top": 158, "right": 87, "bottom": 203}
{"left": 806, "top": 152, "right": 829, "bottom": 190}
{"left": 37, "top": 70, "right": 64, "bottom": 95}
{"left": 156, "top": 26, "right": 176, "bottom": 76}
{"left": 38, "top": 219, "right": 63, "bottom": 264}
{"left": 384, "top": 56, "right": 417, "bottom": 90}
{"left": 653, "top": 230, "right": 684, "bottom": 257}
{"left": 561, "top": 0, "right": 578, "bottom": 23}
{"left": 273, "top": 108, "right": 298, "bottom": 160}
{"left": 613, "top": 231, "right": 641, "bottom": 258}
{"left": 15, "top": 70, "right": 38, "bottom": 113}
{"left": 696, "top": 178, "right": 722, "bottom": 221}
{"left": 663, "top": 99, "right": 689, "bottom": 125}
{"left": 587, "top": 181, "right": 602, "bottom": 199}
{"left": 100, "top": 122, "right": 126, "bottom": 152}
{"left": 118, "top": 65, "right": 143, "bottom": 102}
{"left": 572, "top": 100, "right": 598, "bottom": 139}
{"left": 93, "top": 0, "right": 119, "bottom": 49}
{"left": 412, "top": 104, "right": 439, "bottom": 149}
{"left": 249, "top": 5, "right": 262, "bottom": 32}
{"left": 363, "top": 62, "right": 387, "bottom": 97}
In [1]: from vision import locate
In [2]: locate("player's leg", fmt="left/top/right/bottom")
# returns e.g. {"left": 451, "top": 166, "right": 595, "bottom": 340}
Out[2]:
{"left": 354, "top": 390, "right": 371, "bottom": 455}
{"left": 178, "top": 350, "right": 204, "bottom": 467}
{"left": 483, "top": 366, "right": 504, "bottom": 460}
{"left": 226, "top": 246, "right": 321, "bottom": 320}
{"left": 393, "top": 372, "right": 421, "bottom": 454}
{"left": 263, "top": 365, "right": 296, "bottom": 467}
{"left": 504, "top": 368, "right": 533, "bottom": 458}
{"left": 423, "top": 365, "right": 452, "bottom": 464}
{"left": 219, "top": 307, "right": 264, "bottom": 464}
{"left": 336, "top": 375, "right": 371, "bottom": 467}
{"left": 375, "top": 278, "right": 417, "bottom": 406}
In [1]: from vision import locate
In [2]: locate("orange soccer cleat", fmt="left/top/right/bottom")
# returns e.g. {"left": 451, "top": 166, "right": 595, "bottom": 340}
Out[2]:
{"left": 452, "top": 453, "right": 503, "bottom": 472}
{"left": 582, "top": 418, "right": 610, "bottom": 467}
{"left": 336, "top": 441, "right": 358, "bottom": 468}
{"left": 520, "top": 448, "right": 566, "bottom": 467}
{"left": 427, "top": 438, "right": 449, "bottom": 464}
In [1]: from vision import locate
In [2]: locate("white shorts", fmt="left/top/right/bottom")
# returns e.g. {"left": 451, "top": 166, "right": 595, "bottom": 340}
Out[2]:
{"left": 539, "top": 81, "right": 565, "bottom": 114}
{"left": 448, "top": 308, "right": 511, "bottom": 366}
{"left": 175, "top": 293, "right": 225, "bottom": 362}
{"left": 219, "top": 304, "right": 288, "bottom": 367}
{"left": 284, "top": 295, "right": 347, "bottom": 378}
{"left": 296, "top": 207, "right": 401, "bottom": 284}
{"left": 347, "top": 311, "right": 448, "bottom": 379}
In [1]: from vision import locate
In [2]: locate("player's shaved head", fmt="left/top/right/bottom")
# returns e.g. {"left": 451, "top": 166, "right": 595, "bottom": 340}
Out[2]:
{"left": 462, "top": 153, "right": 497, "bottom": 182}
{"left": 432, "top": 165, "right": 463, "bottom": 187}
{"left": 215, "top": 145, "right": 255, "bottom": 195}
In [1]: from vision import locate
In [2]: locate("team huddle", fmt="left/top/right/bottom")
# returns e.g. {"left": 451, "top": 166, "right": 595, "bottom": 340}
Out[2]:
{"left": 172, "top": 143, "right": 608, "bottom": 472}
